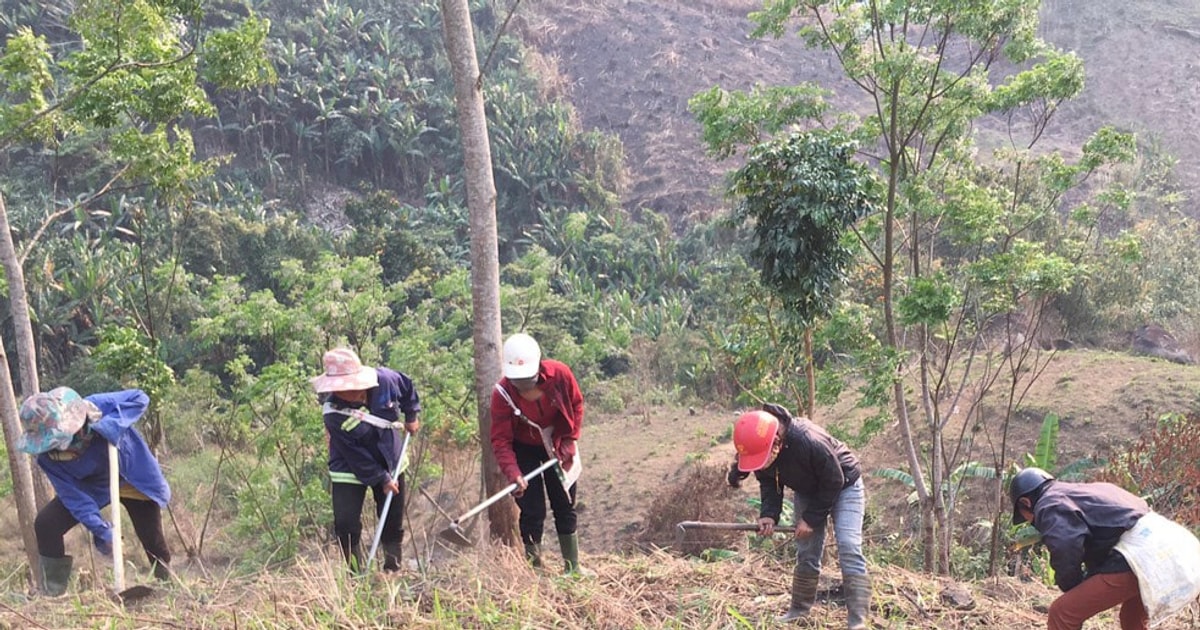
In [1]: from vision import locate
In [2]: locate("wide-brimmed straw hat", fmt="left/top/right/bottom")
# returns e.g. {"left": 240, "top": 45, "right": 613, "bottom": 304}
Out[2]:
{"left": 311, "top": 348, "right": 379, "bottom": 393}
{"left": 18, "top": 387, "right": 101, "bottom": 455}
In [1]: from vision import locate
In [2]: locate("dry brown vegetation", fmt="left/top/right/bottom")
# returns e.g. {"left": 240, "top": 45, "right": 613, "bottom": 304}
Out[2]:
{"left": 3, "top": 546, "right": 1197, "bottom": 628}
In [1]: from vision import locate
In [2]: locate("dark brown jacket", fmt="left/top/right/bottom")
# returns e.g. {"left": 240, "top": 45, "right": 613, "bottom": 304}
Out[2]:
{"left": 754, "top": 418, "right": 861, "bottom": 528}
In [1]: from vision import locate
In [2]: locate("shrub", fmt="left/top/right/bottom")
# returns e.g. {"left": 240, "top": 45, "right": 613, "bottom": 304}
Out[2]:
{"left": 1096, "top": 411, "right": 1200, "bottom": 526}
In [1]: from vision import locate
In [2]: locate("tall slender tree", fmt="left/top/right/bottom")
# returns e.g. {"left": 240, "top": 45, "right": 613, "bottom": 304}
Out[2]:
{"left": 439, "top": 0, "right": 517, "bottom": 544}
{"left": 695, "top": 0, "right": 1136, "bottom": 572}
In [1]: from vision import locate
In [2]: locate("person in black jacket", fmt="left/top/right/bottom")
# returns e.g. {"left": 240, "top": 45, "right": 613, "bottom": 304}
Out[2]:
{"left": 1010, "top": 467, "right": 1149, "bottom": 630}
{"left": 312, "top": 347, "right": 420, "bottom": 573}
{"left": 729, "top": 404, "right": 869, "bottom": 629}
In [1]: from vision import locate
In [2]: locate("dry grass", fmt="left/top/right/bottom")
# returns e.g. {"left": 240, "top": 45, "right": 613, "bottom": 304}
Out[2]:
{"left": 635, "top": 461, "right": 744, "bottom": 556}
{"left": 6, "top": 543, "right": 1195, "bottom": 629}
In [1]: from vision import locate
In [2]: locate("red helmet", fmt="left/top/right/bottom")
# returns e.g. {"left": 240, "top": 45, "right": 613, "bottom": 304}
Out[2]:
{"left": 733, "top": 410, "right": 780, "bottom": 472}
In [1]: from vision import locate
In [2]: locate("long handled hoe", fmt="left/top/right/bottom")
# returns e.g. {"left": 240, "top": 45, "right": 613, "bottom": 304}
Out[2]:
{"left": 437, "top": 458, "right": 560, "bottom": 547}
{"left": 365, "top": 430, "right": 413, "bottom": 568}
{"left": 673, "top": 520, "right": 795, "bottom": 547}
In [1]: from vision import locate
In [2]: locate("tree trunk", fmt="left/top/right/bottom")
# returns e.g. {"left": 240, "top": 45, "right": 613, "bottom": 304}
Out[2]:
{"left": 0, "top": 193, "right": 53, "bottom": 508}
{"left": 439, "top": 0, "right": 517, "bottom": 546}
{"left": 803, "top": 327, "right": 815, "bottom": 419}
{"left": 0, "top": 336, "right": 44, "bottom": 590}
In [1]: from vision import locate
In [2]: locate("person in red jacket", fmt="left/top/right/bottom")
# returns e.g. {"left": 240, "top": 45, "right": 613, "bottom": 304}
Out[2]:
{"left": 489, "top": 333, "right": 587, "bottom": 574}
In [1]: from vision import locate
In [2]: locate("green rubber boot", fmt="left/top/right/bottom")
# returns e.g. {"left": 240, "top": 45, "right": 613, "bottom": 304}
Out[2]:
{"left": 558, "top": 533, "right": 594, "bottom": 577}
{"left": 39, "top": 555, "right": 72, "bottom": 597}
{"left": 383, "top": 539, "right": 403, "bottom": 573}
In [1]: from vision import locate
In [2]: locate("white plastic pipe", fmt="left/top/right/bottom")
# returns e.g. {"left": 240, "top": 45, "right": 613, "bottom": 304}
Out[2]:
{"left": 108, "top": 442, "right": 124, "bottom": 591}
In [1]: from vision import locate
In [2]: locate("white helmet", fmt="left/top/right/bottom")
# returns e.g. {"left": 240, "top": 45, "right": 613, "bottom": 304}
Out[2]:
{"left": 502, "top": 333, "right": 541, "bottom": 379}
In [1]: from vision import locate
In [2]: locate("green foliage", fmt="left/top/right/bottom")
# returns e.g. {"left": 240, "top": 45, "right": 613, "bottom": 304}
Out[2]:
{"left": 730, "top": 130, "right": 878, "bottom": 326}
{"left": 876, "top": 461, "right": 996, "bottom": 508}
{"left": 689, "top": 84, "right": 829, "bottom": 160}
{"left": 0, "top": 27, "right": 55, "bottom": 142}
{"left": 201, "top": 16, "right": 278, "bottom": 90}
{"left": 224, "top": 355, "right": 327, "bottom": 565}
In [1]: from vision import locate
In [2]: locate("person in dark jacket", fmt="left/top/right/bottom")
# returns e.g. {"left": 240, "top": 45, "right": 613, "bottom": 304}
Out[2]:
{"left": 1010, "top": 467, "right": 1150, "bottom": 630}
{"left": 313, "top": 347, "right": 420, "bottom": 573}
{"left": 18, "top": 387, "right": 172, "bottom": 596}
{"left": 489, "top": 333, "right": 587, "bottom": 575}
{"left": 729, "top": 403, "right": 869, "bottom": 629}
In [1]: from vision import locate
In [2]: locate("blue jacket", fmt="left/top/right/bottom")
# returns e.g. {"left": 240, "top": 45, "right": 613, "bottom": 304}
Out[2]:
{"left": 36, "top": 390, "right": 171, "bottom": 545}
{"left": 323, "top": 367, "right": 421, "bottom": 486}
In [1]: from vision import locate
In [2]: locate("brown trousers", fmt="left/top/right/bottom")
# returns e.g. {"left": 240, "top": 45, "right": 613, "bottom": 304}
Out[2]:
{"left": 1048, "top": 571, "right": 1147, "bottom": 630}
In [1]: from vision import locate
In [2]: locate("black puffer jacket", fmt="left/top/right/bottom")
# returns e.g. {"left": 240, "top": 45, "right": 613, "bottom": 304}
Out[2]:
{"left": 754, "top": 412, "right": 861, "bottom": 528}
{"left": 1032, "top": 480, "right": 1148, "bottom": 592}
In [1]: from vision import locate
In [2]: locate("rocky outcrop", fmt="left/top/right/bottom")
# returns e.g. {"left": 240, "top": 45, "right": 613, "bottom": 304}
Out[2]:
{"left": 1131, "top": 324, "right": 1195, "bottom": 365}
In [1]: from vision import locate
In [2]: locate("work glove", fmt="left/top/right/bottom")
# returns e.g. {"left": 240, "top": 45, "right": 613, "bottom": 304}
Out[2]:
{"left": 727, "top": 460, "right": 749, "bottom": 488}
{"left": 94, "top": 529, "right": 113, "bottom": 557}
{"left": 762, "top": 402, "right": 794, "bottom": 426}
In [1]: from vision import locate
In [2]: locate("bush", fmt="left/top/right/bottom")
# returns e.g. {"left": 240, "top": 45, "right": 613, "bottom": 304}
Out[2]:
{"left": 1096, "top": 411, "right": 1200, "bottom": 526}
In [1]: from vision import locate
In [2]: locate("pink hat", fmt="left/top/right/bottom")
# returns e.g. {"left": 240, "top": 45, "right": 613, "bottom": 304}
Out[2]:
{"left": 311, "top": 348, "right": 379, "bottom": 393}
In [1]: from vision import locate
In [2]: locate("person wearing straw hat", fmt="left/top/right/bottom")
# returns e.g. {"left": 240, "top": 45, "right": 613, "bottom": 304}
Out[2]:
{"left": 489, "top": 333, "right": 588, "bottom": 575}
{"left": 312, "top": 347, "right": 421, "bottom": 573}
{"left": 17, "top": 387, "right": 172, "bottom": 596}
{"left": 728, "top": 403, "right": 869, "bottom": 629}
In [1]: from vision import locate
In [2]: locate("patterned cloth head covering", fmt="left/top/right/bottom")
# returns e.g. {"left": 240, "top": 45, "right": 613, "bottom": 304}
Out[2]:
{"left": 311, "top": 348, "right": 379, "bottom": 393}
{"left": 18, "top": 387, "right": 101, "bottom": 455}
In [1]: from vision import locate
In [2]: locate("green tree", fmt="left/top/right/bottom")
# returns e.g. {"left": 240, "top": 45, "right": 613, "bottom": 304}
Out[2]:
{"left": 693, "top": 0, "right": 1135, "bottom": 572}
{"left": 0, "top": 0, "right": 272, "bottom": 585}
{"left": 728, "top": 129, "right": 877, "bottom": 416}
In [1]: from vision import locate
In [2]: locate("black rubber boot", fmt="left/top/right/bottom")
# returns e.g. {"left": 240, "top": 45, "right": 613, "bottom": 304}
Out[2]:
{"left": 383, "top": 539, "right": 403, "bottom": 573}
{"left": 558, "top": 533, "right": 594, "bottom": 576}
{"left": 844, "top": 573, "right": 871, "bottom": 630}
{"left": 778, "top": 566, "right": 820, "bottom": 622}
{"left": 151, "top": 559, "right": 174, "bottom": 582}
{"left": 524, "top": 542, "right": 543, "bottom": 568}
{"left": 39, "top": 555, "right": 72, "bottom": 597}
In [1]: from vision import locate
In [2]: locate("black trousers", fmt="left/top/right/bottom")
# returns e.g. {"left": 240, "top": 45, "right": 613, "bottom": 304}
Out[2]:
{"left": 35, "top": 496, "right": 171, "bottom": 569}
{"left": 513, "top": 441, "right": 577, "bottom": 545}
{"left": 331, "top": 477, "right": 405, "bottom": 568}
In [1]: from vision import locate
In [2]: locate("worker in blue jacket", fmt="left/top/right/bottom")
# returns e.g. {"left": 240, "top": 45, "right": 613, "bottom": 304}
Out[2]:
{"left": 313, "top": 347, "right": 421, "bottom": 573}
{"left": 18, "top": 387, "right": 172, "bottom": 596}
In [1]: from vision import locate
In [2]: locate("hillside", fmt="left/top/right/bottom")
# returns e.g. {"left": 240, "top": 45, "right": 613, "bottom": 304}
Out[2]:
{"left": 3, "top": 350, "right": 1196, "bottom": 627}
{"left": 522, "top": 0, "right": 1200, "bottom": 222}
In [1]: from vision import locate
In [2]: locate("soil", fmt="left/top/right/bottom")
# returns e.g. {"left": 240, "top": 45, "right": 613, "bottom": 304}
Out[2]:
{"left": 566, "top": 348, "right": 1200, "bottom": 556}
{"left": 521, "top": 0, "right": 1200, "bottom": 223}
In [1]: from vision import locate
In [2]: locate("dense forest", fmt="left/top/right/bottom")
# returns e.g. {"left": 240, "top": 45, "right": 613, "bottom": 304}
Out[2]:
{"left": 1, "top": 0, "right": 1199, "bottom": 626}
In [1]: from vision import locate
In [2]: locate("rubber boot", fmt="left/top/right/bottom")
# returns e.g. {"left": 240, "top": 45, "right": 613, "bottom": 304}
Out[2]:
{"left": 382, "top": 539, "right": 403, "bottom": 573}
{"left": 39, "top": 555, "right": 72, "bottom": 597}
{"left": 843, "top": 573, "right": 871, "bottom": 630}
{"left": 524, "top": 542, "right": 543, "bottom": 568}
{"left": 778, "top": 566, "right": 820, "bottom": 622}
{"left": 558, "top": 533, "right": 593, "bottom": 576}
{"left": 150, "top": 559, "right": 174, "bottom": 582}
{"left": 344, "top": 542, "right": 366, "bottom": 575}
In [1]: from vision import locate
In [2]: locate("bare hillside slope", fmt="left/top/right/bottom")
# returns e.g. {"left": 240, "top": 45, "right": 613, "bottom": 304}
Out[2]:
{"left": 523, "top": 0, "right": 1200, "bottom": 221}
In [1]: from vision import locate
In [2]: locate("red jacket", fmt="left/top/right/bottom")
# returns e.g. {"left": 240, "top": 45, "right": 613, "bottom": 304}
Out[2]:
{"left": 489, "top": 359, "right": 584, "bottom": 482}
